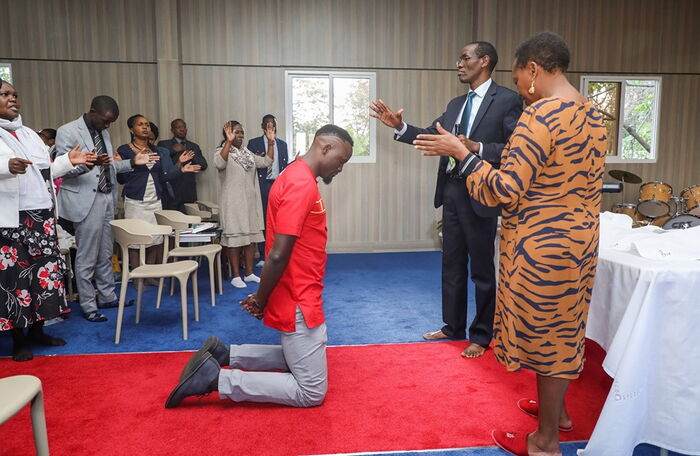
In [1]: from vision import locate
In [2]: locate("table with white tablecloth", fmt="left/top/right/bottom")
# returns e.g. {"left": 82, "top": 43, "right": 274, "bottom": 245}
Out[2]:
{"left": 582, "top": 247, "right": 700, "bottom": 455}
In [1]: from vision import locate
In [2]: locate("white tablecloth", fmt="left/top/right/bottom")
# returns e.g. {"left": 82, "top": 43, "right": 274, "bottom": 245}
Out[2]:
{"left": 582, "top": 249, "right": 700, "bottom": 455}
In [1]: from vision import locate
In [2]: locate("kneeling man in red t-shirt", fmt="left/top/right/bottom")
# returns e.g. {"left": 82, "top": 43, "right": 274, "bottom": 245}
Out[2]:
{"left": 166, "top": 124, "right": 354, "bottom": 408}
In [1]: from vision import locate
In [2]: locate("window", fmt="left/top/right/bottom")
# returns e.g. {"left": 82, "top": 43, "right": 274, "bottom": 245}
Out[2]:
{"left": 0, "top": 63, "right": 12, "bottom": 83}
{"left": 285, "top": 71, "right": 376, "bottom": 163}
{"left": 582, "top": 76, "right": 661, "bottom": 163}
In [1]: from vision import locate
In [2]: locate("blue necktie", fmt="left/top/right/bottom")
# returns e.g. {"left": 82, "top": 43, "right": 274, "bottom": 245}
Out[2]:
{"left": 448, "top": 91, "right": 476, "bottom": 172}
{"left": 460, "top": 91, "right": 476, "bottom": 135}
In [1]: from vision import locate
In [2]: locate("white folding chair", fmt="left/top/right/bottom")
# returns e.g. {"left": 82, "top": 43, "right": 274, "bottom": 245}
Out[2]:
{"left": 110, "top": 219, "right": 199, "bottom": 343}
{"left": 154, "top": 210, "right": 223, "bottom": 306}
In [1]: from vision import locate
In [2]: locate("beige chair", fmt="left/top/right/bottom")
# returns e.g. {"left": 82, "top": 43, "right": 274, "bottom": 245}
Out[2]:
{"left": 183, "top": 203, "right": 212, "bottom": 220}
{"left": 0, "top": 375, "right": 49, "bottom": 456}
{"left": 110, "top": 219, "right": 199, "bottom": 344}
{"left": 195, "top": 200, "right": 220, "bottom": 222}
{"left": 154, "top": 210, "right": 223, "bottom": 306}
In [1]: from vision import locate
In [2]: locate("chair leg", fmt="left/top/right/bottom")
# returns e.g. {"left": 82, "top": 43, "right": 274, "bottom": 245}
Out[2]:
{"left": 115, "top": 276, "right": 129, "bottom": 344}
{"left": 207, "top": 254, "right": 216, "bottom": 307}
{"left": 193, "top": 269, "right": 199, "bottom": 322}
{"left": 169, "top": 275, "right": 175, "bottom": 296}
{"left": 179, "top": 277, "right": 188, "bottom": 340}
{"left": 156, "top": 278, "right": 164, "bottom": 308}
{"left": 30, "top": 386, "right": 49, "bottom": 456}
{"left": 216, "top": 252, "right": 223, "bottom": 295}
{"left": 135, "top": 279, "right": 144, "bottom": 324}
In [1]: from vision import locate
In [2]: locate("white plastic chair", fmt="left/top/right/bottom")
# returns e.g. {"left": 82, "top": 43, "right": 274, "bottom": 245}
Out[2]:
{"left": 0, "top": 375, "right": 49, "bottom": 456}
{"left": 195, "top": 200, "right": 220, "bottom": 222}
{"left": 154, "top": 210, "right": 223, "bottom": 306}
{"left": 110, "top": 219, "right": 199, "bottom": 343}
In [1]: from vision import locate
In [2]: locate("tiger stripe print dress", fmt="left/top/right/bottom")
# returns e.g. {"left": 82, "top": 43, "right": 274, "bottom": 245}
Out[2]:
{"left": 466, "top": 97, "right": 607, "bottom": 379}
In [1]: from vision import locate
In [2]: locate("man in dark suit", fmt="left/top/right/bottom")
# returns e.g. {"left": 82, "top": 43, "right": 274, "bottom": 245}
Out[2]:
{"left": 247, "top": 114, "right": 289, "bottom": 264}
{"left": 157, "top": 118, "right": 208, "bottom": 211}
{"left": 371, "top": 41, "right": 522, "bottom": 358}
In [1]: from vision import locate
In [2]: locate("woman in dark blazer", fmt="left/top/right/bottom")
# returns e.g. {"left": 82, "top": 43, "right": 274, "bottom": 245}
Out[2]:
{"left": 116, "top": 114, "right": 200, "bottom": 269}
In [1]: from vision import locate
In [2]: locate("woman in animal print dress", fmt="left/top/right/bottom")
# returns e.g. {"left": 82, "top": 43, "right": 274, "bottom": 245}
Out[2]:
{"left": 415, "top": 32, "right": 608, "bottom": 456}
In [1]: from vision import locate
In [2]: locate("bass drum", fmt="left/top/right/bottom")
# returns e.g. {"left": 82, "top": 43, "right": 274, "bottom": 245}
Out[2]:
{"left": 681, "top": 184, "right": 700, "bottom": 216}
{"left": 661, "top": 214, "right": 700, "bottom": 230}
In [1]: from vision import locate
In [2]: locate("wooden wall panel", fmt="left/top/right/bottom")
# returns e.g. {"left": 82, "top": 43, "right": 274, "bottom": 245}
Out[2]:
{"left": 2, "top": 0, "right": 698, "bottom": 251}
{"left": 5, "top": 60, "right": 159, "bottom": 147}
{"left": 179, "top": 0, "right": 474, "bottom": 70}
{"left": 182, "top": 65, "right": 462, "bottom": 251}
{"left": 479, "top": 0, "right": 700, "bottom": 74}
{"left": 0, "top": 0, "right": 156, "bottom": 62}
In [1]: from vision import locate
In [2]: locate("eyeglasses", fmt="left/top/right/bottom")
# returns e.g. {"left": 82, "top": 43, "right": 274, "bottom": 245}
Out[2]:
{"left": 456, "top": 55, "right": 479, "bottom": 66}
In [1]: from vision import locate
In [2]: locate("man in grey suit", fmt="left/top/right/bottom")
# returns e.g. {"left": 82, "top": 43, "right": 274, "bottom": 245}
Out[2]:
{"left": 56, "top": 96, "right": 154, "bottom": 322}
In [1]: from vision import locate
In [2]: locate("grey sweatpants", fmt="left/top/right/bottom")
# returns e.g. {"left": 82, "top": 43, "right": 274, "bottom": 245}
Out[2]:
{"left": 218, "top": 307, "right": 328, "bottom": 407}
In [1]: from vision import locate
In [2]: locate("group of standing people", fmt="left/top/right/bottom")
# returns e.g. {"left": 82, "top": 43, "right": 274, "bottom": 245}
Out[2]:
{"left": 1, "top": 29, "right": 606, "bottom": 456}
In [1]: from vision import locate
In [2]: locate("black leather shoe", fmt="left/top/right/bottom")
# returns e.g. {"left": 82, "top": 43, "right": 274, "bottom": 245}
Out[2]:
{"left": 83, "top": 311, "right": 107, "bottom": 322}
{"left": 97, "top": 299, "right": 134, "bottom": 309}
{"left": 165, "top": 352, "right": 220, "bottom": 408}
{"left": 182, "top": 337, "right": 229, "bottom": 381}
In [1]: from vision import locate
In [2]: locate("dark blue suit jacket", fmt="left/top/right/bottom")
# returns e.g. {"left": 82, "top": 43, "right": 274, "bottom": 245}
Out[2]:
{"left": 396, "top": 81, "right": 522, "bottom": 217}
{"left": 247, "top": 136, "right": 289, "bottom": 182}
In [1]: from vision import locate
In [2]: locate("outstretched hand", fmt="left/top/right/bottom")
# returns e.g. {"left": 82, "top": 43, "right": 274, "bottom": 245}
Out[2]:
{"left": 67, "top": 144, "right": 97, "bottom": 166}
{"left": 240, "top": 294, "right": 264, "bottom": 320}
{"left": 182, "top": 163, "right": 201, "bottom": 173}
{"left": 94, "top": 153, "right": 112, "bottom": 166}
{"left": 223, "top": 121, "right": 236, "bottom": 142}
{"left": 133, "top": 150, "right": 160, "bottom": 166}
{"left": 264, "top": 125, "right": 276, "bottom": 143}
{"left": 369, "top": 99, "right": 404, "bottom": 130}
{"left": 413, "top": 122, "right": 469, "bottom": 161}
{"left": 179, "top": 150, "right": 195, "bottom": 163}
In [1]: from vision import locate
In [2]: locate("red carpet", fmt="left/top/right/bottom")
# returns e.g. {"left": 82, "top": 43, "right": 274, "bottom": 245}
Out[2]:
{"left": 0, "top": 340, "right": 610, "bottom": 456}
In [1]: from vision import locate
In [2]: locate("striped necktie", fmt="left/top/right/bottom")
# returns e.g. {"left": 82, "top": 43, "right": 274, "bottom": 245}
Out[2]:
{"left": 92, "top": 130, "right": 112, "bottom": 193}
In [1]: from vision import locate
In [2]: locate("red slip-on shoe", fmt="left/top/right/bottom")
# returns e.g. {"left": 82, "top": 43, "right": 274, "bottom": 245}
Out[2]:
{"left": 492, "top": 430, "right": 530, "bottom": 456}
{"left": 516, "top": 398, "right": 574, "bottom": 432}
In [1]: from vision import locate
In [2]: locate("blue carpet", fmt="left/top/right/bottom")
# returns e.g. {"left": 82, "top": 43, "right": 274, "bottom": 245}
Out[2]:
{"left": 0, "top": 252, "right": 475, "bottom": 355}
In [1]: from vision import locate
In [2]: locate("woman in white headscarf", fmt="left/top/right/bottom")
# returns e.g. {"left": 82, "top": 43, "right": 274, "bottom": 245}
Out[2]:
{"left": 0, "top": 78, "right": 96, "bottom": 361}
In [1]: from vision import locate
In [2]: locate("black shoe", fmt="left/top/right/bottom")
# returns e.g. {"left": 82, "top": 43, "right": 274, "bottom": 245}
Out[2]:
{"left": 97, "top": 299, "right": 134, "bottom": 309}
{"left": 165, "top": 352, "right": 220, "bottom": 409}
{"left": 179, "top": 336, "right": 228, "bottom": 382}
{"left": 83, "top": 311, "right": 107, "bottom": 322}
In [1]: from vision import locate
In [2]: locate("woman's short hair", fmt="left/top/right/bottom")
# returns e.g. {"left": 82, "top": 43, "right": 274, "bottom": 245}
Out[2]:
{"left": 514, "top": 31, "right": 570, "bottom": 72}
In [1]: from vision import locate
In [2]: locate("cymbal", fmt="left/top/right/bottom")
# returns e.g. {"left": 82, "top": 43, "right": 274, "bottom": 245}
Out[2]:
{"left": 608, "top": 169, "right": 642, "bottom": 184}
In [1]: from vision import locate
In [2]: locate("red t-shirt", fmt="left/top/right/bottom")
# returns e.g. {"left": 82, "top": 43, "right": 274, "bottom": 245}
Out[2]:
{"left": 263, "top": 159, "right": 327, "bottom": 332}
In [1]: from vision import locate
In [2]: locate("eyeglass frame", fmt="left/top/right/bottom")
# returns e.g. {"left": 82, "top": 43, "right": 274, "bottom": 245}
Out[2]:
{"left": 456, "top": 55, "right": 482, "bottom": 66}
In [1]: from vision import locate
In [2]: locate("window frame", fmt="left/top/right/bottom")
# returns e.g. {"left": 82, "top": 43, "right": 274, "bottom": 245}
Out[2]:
{"left": 285, "top": 70, "right": 377, "bottom": 164}
{"left": 580, "top": 75, "right": 662, "bottom": 164}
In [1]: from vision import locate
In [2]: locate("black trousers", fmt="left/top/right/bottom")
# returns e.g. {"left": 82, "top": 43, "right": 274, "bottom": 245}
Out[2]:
{"left": 440, "top": 177, "right": 497, "bottom": 346}
{"left": 258, "top": 178, "right": 275, "bottom": 259}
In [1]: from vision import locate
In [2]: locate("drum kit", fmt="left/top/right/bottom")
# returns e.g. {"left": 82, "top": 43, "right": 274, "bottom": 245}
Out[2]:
{"left": 608, "top": 170, "right": 700, "bottom": 230}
